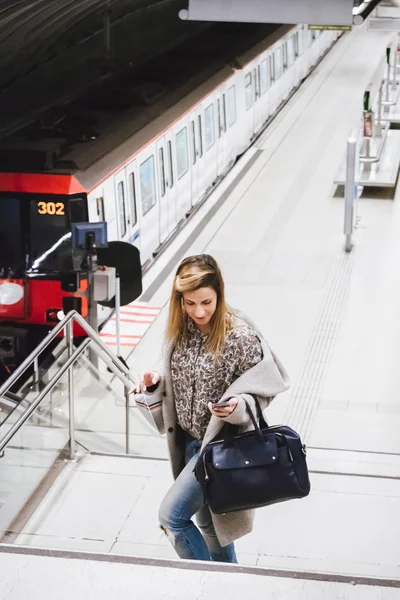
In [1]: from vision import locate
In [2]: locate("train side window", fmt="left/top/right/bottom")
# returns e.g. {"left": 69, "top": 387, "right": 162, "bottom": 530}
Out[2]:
{"left": 283, "top": 43, "right": 288, "bottom": 71}
{"left": 301, "top": 27, "right": 307, "bottom": 53}
{"left": 96, "top": 196, "right": 105, "bottom": 221}
{"left": 167, "top": 141, "right": 174, "bottom": 188}
{"left": 158, "top": 147, "right": 166, "bottom": 197}
{"left": 197, "top": 115, "right": 203, "bottom": 157}
{"left": 269, "top": 54, "right": 276, "bottom": 84}
{"left": 245, "top": 73, "right": 253, "bottom": 110}
{"left": 217, "top": 99, "right": 223, "bottom": 138}
{"left": 294, "top": 32, "right": 300, "bottom": 58}
{"left": 117, "top": 181, "right": 127, "bottom": 237}
{"left": 140, "top": 155, "right": 157, "bottom": 216}
{"left": 226, "top": 85, "right": 236, "bottom": 126}
{"left": 288, "top": 38, "right": 294, "bottom": 66}
{"left": 222, "top": 94, "right": 227, "bottom": 132}
{"left": 191, "top": 121, "right": 197, "bottom": 164}
{"left": 204, "top": 104, "right": 215, "bottom": 150}
{"left": 260, "top": 59, "right": 269, "bottom": 94}
{"left": 175, "top": 127, "right": 189, "bottom": 179}
{"left": 275, "top": 49, "right": 283, "bottom": 79}
{"left": 257, "top": 67, "right": 261, "bottom": 98}
{"left": 253, "top": 68, "right": 259, "bottom": 100}
{"left": 128, "top": 173, "right": 137, "bottom": 226}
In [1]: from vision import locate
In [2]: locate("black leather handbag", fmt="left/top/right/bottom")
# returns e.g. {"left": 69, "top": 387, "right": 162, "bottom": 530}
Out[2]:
{"left": 194, "top": 397, "right": 310, "bottom": 514}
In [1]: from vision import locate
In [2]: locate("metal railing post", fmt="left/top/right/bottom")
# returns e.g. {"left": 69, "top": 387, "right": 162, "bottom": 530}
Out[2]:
{"left": 33, "top": 357, "right": 39, "bottom": 393}
{"left": 65, "top": 320, "right": 76, "bottom": 460}
{"left": 125, "top": 387, "right": 130, "bottom": 455}
{"left": 115, "top": 276, "right": 121, "bottom": 358}
{"left": 386, "top": 47, "right": 391, "bottom": 102}
{"left": 376, "top": 81, "right": 383, "bottom": 136}
{"left": 344, "top": 136, "right": 358, "bottom": 253}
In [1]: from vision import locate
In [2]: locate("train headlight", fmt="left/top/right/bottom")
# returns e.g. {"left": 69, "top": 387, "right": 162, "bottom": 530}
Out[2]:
{"left": 0, "top": 282, "right": 24, "bottom": 305}
{"left": 46, "top": 308, "right": 63, "bottom": 323}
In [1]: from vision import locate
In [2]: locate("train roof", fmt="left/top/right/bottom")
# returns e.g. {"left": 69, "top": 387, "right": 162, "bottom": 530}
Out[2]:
{"left": 0, "top": 24, "right": 292, "bottom": 194}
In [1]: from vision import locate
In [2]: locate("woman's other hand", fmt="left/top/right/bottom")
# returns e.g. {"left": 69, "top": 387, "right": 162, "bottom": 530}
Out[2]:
{"left": 208, "top": 398, "right": 238, "bottom": 418}
{"left": 130, "top": 371, "right": 161, "bottom": 394}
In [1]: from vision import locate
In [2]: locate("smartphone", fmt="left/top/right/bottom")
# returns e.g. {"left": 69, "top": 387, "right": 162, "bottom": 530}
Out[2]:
{"left": 213, "top": 399, "right": 231, "bottom": 408}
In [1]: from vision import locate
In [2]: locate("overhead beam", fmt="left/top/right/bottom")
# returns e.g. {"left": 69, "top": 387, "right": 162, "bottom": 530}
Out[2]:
{"left": 179, "top": 0, "right": 355, "bottom": 26}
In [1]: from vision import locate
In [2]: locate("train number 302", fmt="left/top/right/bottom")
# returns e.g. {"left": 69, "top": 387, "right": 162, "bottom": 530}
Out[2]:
{"left": 37, "top": 201, "right": 65, "bottom": 216}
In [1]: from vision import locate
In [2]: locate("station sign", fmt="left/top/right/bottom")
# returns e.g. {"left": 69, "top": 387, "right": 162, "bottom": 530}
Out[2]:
{"left": 179, "top": 0, "right": 355, "bottom": 25}
{"left": 309, "top": 25, "right": 352, "bottom": 31}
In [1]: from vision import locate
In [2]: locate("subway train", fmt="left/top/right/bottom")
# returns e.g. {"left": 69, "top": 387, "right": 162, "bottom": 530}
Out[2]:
{"left": 0, "top": 24, "right": 341, "bottom": 370}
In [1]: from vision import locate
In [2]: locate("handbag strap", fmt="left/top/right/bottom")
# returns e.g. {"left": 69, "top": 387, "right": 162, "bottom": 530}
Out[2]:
{"left": 223, "top": 397, "right": 266, "bottom": 445}
{"left": 249, "top": 394, "right": 269, "bottom": 428}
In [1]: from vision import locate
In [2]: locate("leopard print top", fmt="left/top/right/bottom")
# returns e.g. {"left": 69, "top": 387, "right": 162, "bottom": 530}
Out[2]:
{"left": 171, "top": 315, "right": 263, "bottom": 440}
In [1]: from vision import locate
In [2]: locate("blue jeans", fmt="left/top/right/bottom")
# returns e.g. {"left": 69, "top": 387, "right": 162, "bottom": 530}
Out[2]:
{"left": 159, "top": 432, "right": 237, "bottom": 563}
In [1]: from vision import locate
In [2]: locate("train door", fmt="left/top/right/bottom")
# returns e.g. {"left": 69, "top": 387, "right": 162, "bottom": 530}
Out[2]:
{"left": 292, "top": 30, "right": 302, "bottom": 86}
{"left": 270, "top": 47, "right": 284, "bottom": 112}
{"left": 274, "top": 45, "right": 284, "bottom": 102}
{"left": 282, "top": 40, "right": 294, "bottom": 97}
{"left": 224, "top": 83, "right": 240, "bottom": 157}
{"left": 173, "top": 120, "right": 192, "bottom": 221}
{"left": 137, "top": 147, "right": 160, "bottom": 265}
{"left": 308, "top": 29, "right": 318, "bottom": 66}
{"left": 269, "top": 53, "right": 277, "bottom": 113}
{"left": 259, "top": 58, "right": 271, "bottom": 126}
{"left": 114, "top": 169, "right": 129, "bottom": 243}
{"left": 297, "top": 27, "right": 308, "bottom": 81}
{"left": 125, "top": 159, "right": 141, "bottom": 253}
{"left": 202, "top": 100, "right": 218, "bottom": 191}
{"left": 156, "top": 135, "right": 176, "bottom": 243}
{"left": 243, "top": 71, "right": 255, "bottom": 144}
{"left": 253, "top": 63, "right": 264, "bottom": 133}
{"left": 216, "top": 91, "right": 229, "bottom": 176}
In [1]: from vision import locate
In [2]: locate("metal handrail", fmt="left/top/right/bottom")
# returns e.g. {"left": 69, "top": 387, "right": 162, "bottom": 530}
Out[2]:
{"left": 359, "top": 121, "right": 390, "bottom": 164}
{"left": 0, "top": 311, "right": 132, "bottom": 397}
{"left": 0, "top": 339, "right": 91, "bottom": 455}
{"left": 0, "top": 311, "right": 140, "bottom": 458}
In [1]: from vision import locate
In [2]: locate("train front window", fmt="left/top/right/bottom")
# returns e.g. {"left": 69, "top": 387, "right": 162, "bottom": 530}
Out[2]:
{"left": 29, "top": 195, "right": 87, "bottom": 273}
{"left": 0, "top": 197, "right": 23, "bottom": 277}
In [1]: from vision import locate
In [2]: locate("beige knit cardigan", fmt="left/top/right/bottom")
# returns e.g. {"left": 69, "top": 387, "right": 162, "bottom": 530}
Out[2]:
{"left": 146, "top": 311, "right": 290, "bottom": 546}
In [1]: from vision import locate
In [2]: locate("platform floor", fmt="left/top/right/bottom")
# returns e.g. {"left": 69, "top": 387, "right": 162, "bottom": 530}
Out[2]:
{"left": 2, "top": 22, "right": 400, "bottom": 595}
{"left": 1, "top": 547, "right": 399, "bottom": 600}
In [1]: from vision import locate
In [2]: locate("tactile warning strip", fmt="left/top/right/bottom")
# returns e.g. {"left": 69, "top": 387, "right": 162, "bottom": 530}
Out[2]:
{"left": 285, "top": 252, "right": 355, "bottom": 441}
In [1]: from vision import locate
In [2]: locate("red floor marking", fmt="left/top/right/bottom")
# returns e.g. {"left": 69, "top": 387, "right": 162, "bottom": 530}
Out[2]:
{"left": 102, "top": 341, "right": 137, "bottom": 347}
{"left": 127, "top": 304, "right": 162, "bottom": 310}
{"left": 110, "top": 318, "right": 154, "bottom": 324}
{"left": 119, "top": 310, "right": 159, "bottom": 317}
{"left": 100, "top": 333, "right": 141, "bottom": 339}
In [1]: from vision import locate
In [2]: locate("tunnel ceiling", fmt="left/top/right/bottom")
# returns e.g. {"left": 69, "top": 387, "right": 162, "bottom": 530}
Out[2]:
{"left": 0, "top": 0, "right": 208, "bottom": 136}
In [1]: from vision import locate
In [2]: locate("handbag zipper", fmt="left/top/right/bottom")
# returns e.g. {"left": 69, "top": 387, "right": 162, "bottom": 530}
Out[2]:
{"left": 206, "top": 425, "right": 286, "bottom": 447}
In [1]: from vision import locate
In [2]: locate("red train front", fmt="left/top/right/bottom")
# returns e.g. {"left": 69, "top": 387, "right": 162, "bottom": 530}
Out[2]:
{"left": 0, "top": 172, "right": 89, "bottom": 376}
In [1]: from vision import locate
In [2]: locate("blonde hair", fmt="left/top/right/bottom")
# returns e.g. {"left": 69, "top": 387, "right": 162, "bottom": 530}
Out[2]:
{"left": 166, "top": 254, "right": 234, "bottom": 355}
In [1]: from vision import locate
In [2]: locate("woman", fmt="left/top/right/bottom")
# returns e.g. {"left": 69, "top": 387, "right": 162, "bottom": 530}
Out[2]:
{"left": 135, "top": 254, "right": 289, "bottom": 563}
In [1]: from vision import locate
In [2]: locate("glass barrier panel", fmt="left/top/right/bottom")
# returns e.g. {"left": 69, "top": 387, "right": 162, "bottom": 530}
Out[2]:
{"left": 70, "top": 353, "right": 168, "bottom": 460}
{"left": 0, "top": 369, "right": 70, "bottom": 537}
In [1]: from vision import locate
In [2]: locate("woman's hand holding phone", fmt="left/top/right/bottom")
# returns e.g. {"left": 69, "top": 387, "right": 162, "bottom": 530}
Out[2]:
{"left": 208, "top": 397, "right": 238, "bottom": 418}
